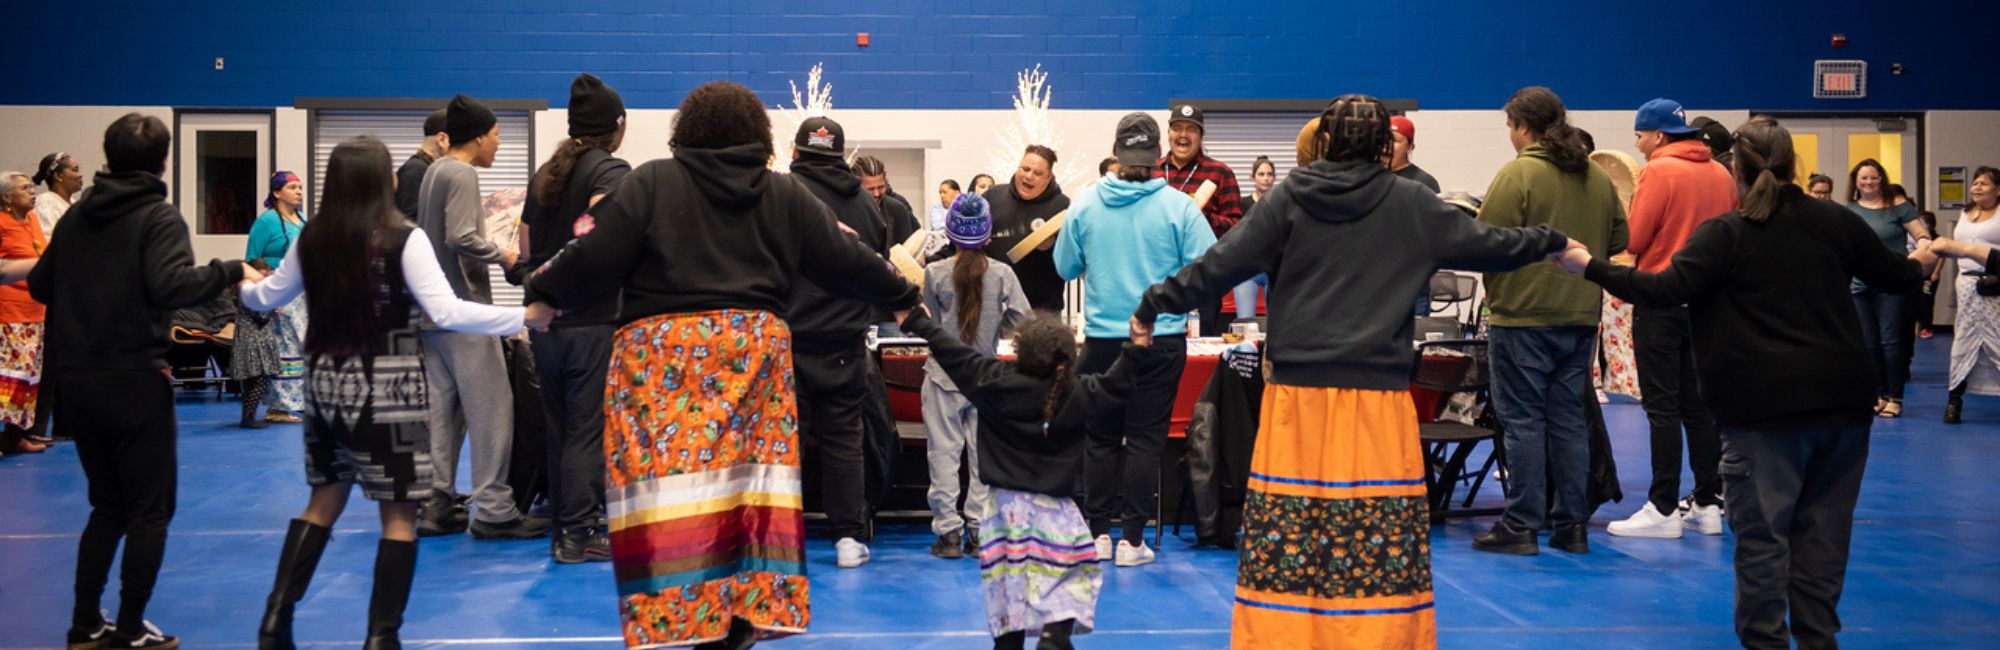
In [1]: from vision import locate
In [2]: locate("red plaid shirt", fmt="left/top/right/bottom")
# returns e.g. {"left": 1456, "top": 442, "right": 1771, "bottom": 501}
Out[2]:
{"left": 1157, "top": 153, "right": 1244, "bottom": 238}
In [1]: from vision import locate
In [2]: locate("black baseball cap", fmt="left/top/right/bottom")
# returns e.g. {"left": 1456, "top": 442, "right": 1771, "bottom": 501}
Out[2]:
{"left": 1169, "top": 104, "right": 1205, "bottom": 132}
{"left": 1114, "top": 112, "right": 1162, "bottom": 168}
{"left": 795, "top": 116, "right": 844, "bottom": 157}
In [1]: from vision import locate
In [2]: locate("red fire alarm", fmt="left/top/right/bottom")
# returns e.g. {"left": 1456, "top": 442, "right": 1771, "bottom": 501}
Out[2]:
{"left": 1831, "top": 33, "right": 1847, "bottom": 48}
{"left": 857, "top": 33, "right": 870, "bottom": 47}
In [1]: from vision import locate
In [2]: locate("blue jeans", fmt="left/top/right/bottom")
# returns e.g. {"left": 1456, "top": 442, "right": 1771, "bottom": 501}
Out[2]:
{"left": 1489, "top": 325, "right": 1596, "bottom": 531}
{"left": 1850, "top": 288, "right": 1910, "bottom": 399}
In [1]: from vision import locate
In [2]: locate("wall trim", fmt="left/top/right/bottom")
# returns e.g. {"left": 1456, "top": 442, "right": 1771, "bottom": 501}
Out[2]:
{"left": 294, "top": 97, "right": 549, "bottom": 111}
{"left": 1168, "top": 98, "right": 1419, "bottom": 113}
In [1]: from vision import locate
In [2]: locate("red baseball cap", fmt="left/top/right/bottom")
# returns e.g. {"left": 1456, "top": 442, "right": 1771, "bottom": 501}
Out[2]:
{"left": 1390, "top": 116, "right": 1415, "bottom": 144}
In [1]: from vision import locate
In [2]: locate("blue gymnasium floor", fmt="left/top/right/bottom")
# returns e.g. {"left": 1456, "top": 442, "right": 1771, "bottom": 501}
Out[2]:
{"left": 3, "top": 337, "right": 1999, "bottom": 649}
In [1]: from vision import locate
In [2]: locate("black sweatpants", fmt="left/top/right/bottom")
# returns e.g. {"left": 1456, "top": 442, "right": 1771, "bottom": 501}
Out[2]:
{"left": 1080, "top": 335, "right": 1187, "bottom": 544}
{"left": 794, "top": 338, "right": 871, "bottom": 542}
{"left": 60, "top": 369, "right": 178, "bottom": 634}
{"left": 1719, "top": 417, "right": 1870, "bottom": 650}
{"left": 1633, "top": 304, "right": 1722, "bottom": 512}
{"left": 531, "top": 324, "right": 615, "bottom": 534}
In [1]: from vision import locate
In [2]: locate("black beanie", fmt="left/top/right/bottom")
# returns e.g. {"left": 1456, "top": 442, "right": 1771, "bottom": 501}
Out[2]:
{"left": 446, "top": 94, "right": 497, "bottom": 147}
{"left": 422, "top": 108, "right": 447, "bottom": 136}
{"left": 568, "top": 73, "right": 626, "bottom": 137}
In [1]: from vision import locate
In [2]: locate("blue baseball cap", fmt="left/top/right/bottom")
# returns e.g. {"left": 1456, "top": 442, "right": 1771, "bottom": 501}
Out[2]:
{"left": 1634, "top": 98, "right": 1699, "bottom": 135}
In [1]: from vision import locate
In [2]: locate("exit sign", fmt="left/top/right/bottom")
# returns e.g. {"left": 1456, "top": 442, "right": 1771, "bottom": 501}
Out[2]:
{"left": 1815, "top": 60, "right": 1867, "bottom": 99}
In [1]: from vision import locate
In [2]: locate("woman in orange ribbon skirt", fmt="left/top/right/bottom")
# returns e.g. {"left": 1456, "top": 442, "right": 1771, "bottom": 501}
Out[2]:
{"left": 528, "top": 81, "right": 919, "bottom": 648}
{"left": 1133, "top": 96, "right": 1570, "bottom": 649}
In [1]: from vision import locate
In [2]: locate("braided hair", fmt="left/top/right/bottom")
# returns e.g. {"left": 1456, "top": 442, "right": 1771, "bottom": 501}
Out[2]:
{"left": 1316, "top": 94, "right": 1392, "bottom": 164}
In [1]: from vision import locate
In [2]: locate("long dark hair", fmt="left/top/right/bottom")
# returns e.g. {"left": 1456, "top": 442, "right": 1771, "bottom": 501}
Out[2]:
{"left": 951, "top": 248, "right": 988, "bottom": 345}
{"left": 298, "top": 136, "right": 406, "bottom": 358}
{"left": 1503, "top": 87, "right": 1590, "bottom": 173}
{"left": 1847, "top": 158, "right": 1889, "bottom": 203}
{"left": 1732, "top": 117, "right": 1797, "bottom": 222}
{"left": 533, "top": 132, "right": 618, "bottom": 206}
{"left": 1011, "top": 314, "right": 1076, "bottom": 424}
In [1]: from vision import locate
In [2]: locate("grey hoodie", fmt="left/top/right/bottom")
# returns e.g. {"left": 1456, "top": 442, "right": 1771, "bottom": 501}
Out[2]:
{"left": 1136, "top": 160, "right": 1566, "bottom": 389}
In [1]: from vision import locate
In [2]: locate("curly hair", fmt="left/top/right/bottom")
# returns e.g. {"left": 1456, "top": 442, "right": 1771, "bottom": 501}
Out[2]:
{"left": 669, "top": 81, "right": 772, "bottom": 152}
{"left": 1010, "top": 313, "right": 1076, "bottom": 424}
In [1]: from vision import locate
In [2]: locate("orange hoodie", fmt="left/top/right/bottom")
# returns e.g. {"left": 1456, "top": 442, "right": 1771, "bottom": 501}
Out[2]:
{"left": 1628, "top": 139, "right": 1738, "bottom": 273}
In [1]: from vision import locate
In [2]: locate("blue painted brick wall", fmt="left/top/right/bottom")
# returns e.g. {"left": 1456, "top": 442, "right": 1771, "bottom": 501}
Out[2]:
{"left": 6, "top": 1, "right": 1990, "bottom": 110}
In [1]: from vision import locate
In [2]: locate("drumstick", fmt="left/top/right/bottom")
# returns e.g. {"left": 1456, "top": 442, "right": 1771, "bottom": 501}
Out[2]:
{"left": 1006, "top": 210, "right": 1068, "bottom": 263}
{"left": 1190, "top": 179, "right": 1219, "bottom": 209}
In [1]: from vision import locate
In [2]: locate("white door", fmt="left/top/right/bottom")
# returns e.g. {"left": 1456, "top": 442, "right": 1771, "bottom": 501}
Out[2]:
{"left": 174, "top": 112, "right": 272, "bottom": 264}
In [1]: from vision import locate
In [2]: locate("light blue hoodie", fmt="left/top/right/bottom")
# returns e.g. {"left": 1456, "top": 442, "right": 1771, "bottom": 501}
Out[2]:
{"left": 1054, "top": 176, "right": 1216, "bottom": 339}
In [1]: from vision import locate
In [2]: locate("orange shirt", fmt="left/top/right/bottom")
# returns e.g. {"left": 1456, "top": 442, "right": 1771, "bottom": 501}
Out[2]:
{"left": 1627, "top": 139, "right": 1738, "bottom": 273}
{"left": 0, "top": 209, "right": 47, "bottom": 323}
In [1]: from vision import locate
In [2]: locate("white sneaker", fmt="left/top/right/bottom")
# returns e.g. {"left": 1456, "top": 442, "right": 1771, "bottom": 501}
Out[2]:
{"left": 1114, "top": 540, "right": 1156, "bottom": 567}
{"left": 1606, "top": 502, "right": 1684, "bottom": 539}
{"left": 835, "top": 537, "right": 870, "bottom": 568}
{"left": 1094, "top": 534, "right": 1113, "bottom": 561}
{"left": 1683, "top": 503, "right": 1725, "bottom": 536}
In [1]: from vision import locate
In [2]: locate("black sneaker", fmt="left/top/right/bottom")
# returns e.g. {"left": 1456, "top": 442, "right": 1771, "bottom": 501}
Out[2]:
{"left": 105, "top": 620, "right": 177, "bottom": 649}
{"left": 1472, "top": 522, "right": 1539, "bottom": 555}
{"left": 65, "top": 610, "right": 114, "bottom": 650}
{"left": 963, "top": 525, "right": 981, "bottom": 557}
{"left": 471, "top": 515, "right": 552, "bottom": 540}
{"left": 930, "top": 530, "right": 965, "bottom": 559}
{"left": 554, "top": 527, "right": 613, "bottom": 563}
{"left": 1550, "top": 524, "right": 1589, "bottom": 554}
{"left": 417, "top": 495, "right": 467, "bottom": 537}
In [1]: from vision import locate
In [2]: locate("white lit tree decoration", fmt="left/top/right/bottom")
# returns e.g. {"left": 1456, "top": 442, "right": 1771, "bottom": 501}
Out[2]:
{"left": 988, "top": 65, "right": 1087, "bottom": 193}
{"left": 773, "top": 63, "right": 852, "bottom": 172}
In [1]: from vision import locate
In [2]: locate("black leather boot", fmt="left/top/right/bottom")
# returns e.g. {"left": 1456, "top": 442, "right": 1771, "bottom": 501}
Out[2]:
{"left": 363, "top": 539, "right": 417, "bottom": 650}
{"left": 1036, "top": 619, "right": 1076, "bottom": 650}
{"left": 1945, "top": 398, "right": 1963, "bottom": 424}
{"left": 259, "top": 519, "right": 331, "bottom": 650}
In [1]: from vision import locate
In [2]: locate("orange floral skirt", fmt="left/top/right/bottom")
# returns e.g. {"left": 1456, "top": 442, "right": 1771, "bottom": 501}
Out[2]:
{"left": 1232, "top": 384, "right": 1436, "bottom": 649}
{"left": 603, "top": 310, "right": 808, "bottom": 648}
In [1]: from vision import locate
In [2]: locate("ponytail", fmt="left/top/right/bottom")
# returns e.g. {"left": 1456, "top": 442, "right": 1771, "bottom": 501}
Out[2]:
{"left": 951, "top": 248, "right": 987, "bottom": 345}
{"left": 1732, "top": 116, "right": 1796, "bottom": 222}
{"left": 1503, "top": 86, "right": 1590, "bottom": 173}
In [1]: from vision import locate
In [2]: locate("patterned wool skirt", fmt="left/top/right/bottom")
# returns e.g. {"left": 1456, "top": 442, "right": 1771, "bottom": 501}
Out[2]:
{"left": 604, "top": 310, "right": 808, "bottom": 649}
{"left": 1232, "top": 385, "right": 1436, "bottom": 649}
{"left": 300, "top": 332, "right": 433, "bottom": 502}
{"left": 979, "top": 487, "right": 1102, "bottom": 637}
{"left": 0, "top": 321, "right": 44, "bottom": 429}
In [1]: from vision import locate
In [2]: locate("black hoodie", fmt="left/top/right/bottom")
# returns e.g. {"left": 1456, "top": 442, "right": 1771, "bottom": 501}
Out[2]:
{"left": 787, "top": 154, "right": 890, "bottom": 342}
{"left": 901, "top": 310, "right": 1171, "bottom": 497}
{"left": 528, "top": 144, "right": 918, "bottom": 324}
{"left": 1136, "top": 161, "right": 1566, "bottom": 389}
{"left": 30, "top": 171, "right": 245, "bottom": 372}
{"left": 983, "top": 177, "right": 1070, "bottom": 311}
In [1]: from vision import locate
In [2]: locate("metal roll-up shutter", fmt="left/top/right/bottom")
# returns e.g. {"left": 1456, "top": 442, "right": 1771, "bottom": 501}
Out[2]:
{"left": 1201, "top": 112, "right": 1322, "bottom": 182}
{"left": 309, "top": 109, "right": 534, "bottom": 307}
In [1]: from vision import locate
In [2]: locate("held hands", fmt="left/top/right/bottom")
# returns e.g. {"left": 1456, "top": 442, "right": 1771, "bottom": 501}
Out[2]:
{"left": 1909, "top": 238, "right": 1942, "bottom": 279}
{"left": 1550, "top": 239, "right": 1592, "bottom": 274}
{"left": 896, "top": 304, "right": 927, "bottom": 329}
{"left": 240, "top": 262, "right": 267, "bottom": 284}
{"left": 1129, "top": 316, "right": 1154, "bottom": 347}
{"left": 524, "top": 302, "right": 556, "bottom": 332}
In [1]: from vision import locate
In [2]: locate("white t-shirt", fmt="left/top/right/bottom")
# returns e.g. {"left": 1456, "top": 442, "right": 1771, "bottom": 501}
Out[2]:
{"left": 1958, "top": 208, "right": 2000, "bottom": 275}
